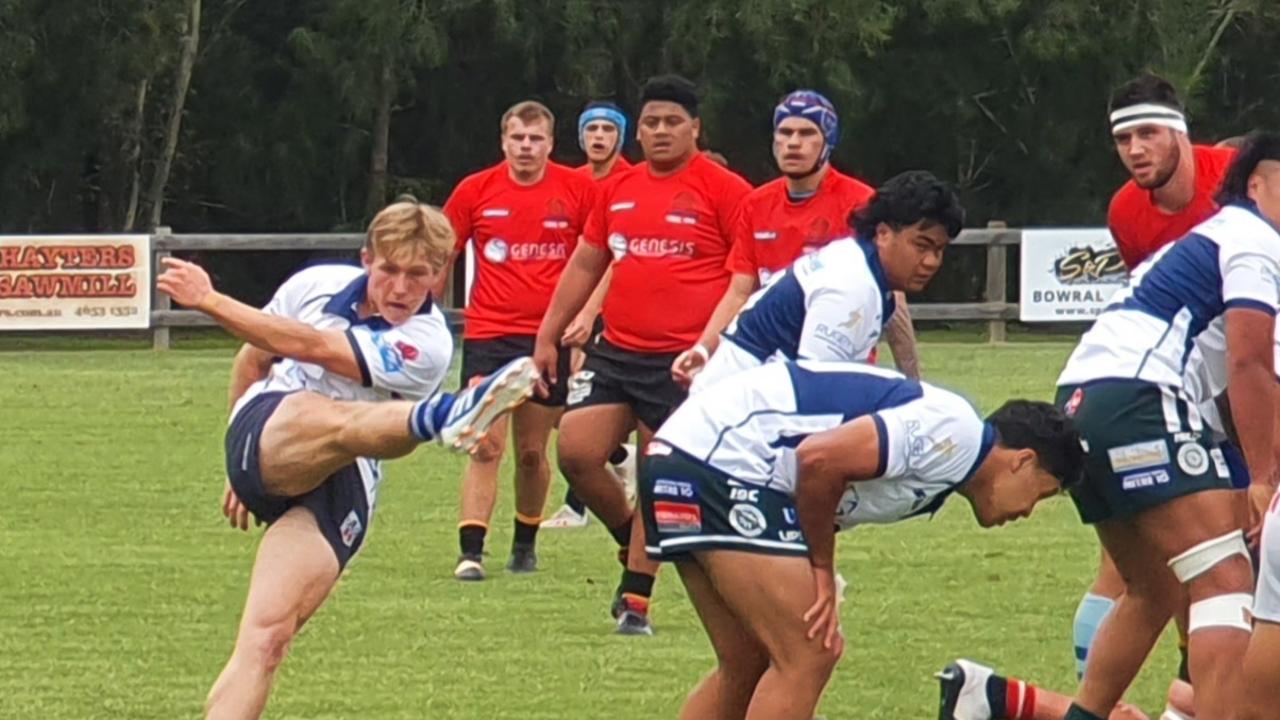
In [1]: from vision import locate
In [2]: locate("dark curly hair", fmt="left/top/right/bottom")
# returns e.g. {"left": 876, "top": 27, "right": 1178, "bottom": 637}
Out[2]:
{"left": 850, "top": 170, "right": 965, "bottom": 240}
{"left": 640, "top": 74, "right": 699, "bottom": 118}
{"left": 986, "top": 400, "right": 1084, "bottom": 489}
{"left": 1215, "top": 131, "right": 1280, "bottom": 206}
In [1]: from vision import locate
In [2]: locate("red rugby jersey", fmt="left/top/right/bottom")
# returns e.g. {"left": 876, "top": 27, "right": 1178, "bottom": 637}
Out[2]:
{"left": 577, "top": 155, "right": 633, "bottom": 181}
{"left": 582, "top": 153, "right": 751, "bottom": 353}
{"left": 726, "top": 168, "right": 875, "bottom": 284}
{"left": 1108, "top": 145, "right": 1236, "bottom": 269}
{"left": 445, "top": 161, "right": 597, "bottom": 340}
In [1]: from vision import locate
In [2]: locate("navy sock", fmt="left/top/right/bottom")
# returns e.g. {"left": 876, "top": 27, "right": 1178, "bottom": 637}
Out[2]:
{"left": 513, "top": 517, "right": 539, "bottom": 547}
{"left": 564, "top": 489, "right": 586, "bottom": 514}
{"left": 458, "top": 524, "right": 486, "bottom": 558}
{"left": 1064, "top": 704, "right": 1105, "bottom": 720}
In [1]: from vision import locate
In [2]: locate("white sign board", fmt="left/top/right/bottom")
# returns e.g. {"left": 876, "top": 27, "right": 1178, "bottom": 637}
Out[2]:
{"left": 1019, "top": 229, "right": 1127, "bottom": 322}
{"left": 0, "top": 235, "right": 151, "bottom": 330}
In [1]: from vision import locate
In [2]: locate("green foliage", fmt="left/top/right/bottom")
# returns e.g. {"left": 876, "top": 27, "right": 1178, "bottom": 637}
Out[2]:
{"left": 0, "top": 0, "right": 1277, "bottom": 238}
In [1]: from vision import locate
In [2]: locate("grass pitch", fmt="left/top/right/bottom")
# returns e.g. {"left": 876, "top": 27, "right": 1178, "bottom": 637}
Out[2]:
{"left": 0, "top": 338, "right": 1181, "bottom": 719}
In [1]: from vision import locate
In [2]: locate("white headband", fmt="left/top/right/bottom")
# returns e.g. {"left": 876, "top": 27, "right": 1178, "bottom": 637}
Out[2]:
{"left": 1110, "top": 103, "right": 1187, "bottom": 134}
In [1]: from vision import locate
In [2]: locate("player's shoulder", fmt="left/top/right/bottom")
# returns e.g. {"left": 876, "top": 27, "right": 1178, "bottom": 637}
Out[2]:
{"left": 741, "top": 177, "right": 788, "bottom": 206}
{"left": 1108, "top": 179, "right": 1143, "bottom": 216}
{"left": 690, "top": 153, "right": 752, "bottom": 193}
{"left": 1194, "top": 144, "right": 1237, "bottom": 174}
{"left": 826, "top": 169, "right": 876, "bottom": 201}
{"left": 454, "top": 162, "right": 506, "bottom": 193}
{"left": 1195, "top": 203, "right": 1280, "bottom": 255}
{"left": 546, "top": 161, "right": 594, "bottom": 187}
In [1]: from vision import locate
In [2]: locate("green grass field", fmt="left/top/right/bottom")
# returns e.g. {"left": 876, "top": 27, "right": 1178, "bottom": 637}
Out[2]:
{"left": 0, "top": 338, "right": 1183, "bottom": 719}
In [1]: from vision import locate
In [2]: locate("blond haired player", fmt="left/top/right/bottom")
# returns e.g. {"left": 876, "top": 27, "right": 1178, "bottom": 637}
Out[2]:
{"left": 157, "top": 200, "right": 539, "bottom": 719}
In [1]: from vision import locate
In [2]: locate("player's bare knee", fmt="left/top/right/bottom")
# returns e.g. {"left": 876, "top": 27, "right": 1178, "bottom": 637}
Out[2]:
{"left": 237, "top": 618, "right": 297, "bottom": 674}
{"left": 717, "top": 649, "right": 768, "bottom": 684}
{"left": 514, "top": 446, "right": 545, "bottom": 473}
{"left": 556, "top": 442, "right": 607, "bottom": 480}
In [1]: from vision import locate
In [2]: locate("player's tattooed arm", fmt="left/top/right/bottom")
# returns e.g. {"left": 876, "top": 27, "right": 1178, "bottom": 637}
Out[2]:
{"left": 884, "top": 293, "right": 921, "bottom": 379}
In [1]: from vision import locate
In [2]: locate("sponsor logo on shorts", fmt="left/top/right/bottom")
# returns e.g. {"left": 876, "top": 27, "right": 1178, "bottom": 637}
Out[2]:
{"left": 566, "top": 370, "right": 594, "bottom": 405}
{"left": 1173, "top": 431, "right": 1202, "bottom": 443}
{"left": 728, "top": 503, "right": 767, "bottom": 538}
{"left": 1177, "top": 443, "right": 1209, "bottom": 476}
{"left": 483, "top": 238, "right": 509, "bottom": 263}
{"left": 1107, "top": 440, "right": 1169, "bottom": 473}
{"left": 644, "top": 441, "right": 673, "bottom": 457}
{"left": 1121, "top": 468, "right": 1171, "bottom": 491}
{"left": 339, "top": 510, "right": 363, "bottom": 547}
{"left": 1209, "top": 447, "right": 1230, "bottom": 479}
{"left": 778, "top": 529, "right": 803, "bottom": 543}
{"left": 729, "top": 485, "right": 760, "bottom": 503}
{"left": 654, "top": 478, "right": 696, "bottom": 499}
{"left": 1064, "top": 388, "right": 1083, "bottom": 417}
{"left": 655, "top": 501, "right": 701, "bottom": 533}
{"left": 782, "top": 507, "right": 798, "bottom": 526}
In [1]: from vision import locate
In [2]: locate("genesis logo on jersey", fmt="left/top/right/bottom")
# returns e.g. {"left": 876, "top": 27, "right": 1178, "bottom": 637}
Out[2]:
{"left": 728, "top": 503, "right": 767, "bottom": 538}
{"left": 484, "top": 239, "right": 509, "bottom": 263}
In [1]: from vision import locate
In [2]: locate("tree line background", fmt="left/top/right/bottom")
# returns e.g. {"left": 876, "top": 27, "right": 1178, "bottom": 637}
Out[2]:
{"left": 2, "top": 0, "right": 1278, "bottom": 303}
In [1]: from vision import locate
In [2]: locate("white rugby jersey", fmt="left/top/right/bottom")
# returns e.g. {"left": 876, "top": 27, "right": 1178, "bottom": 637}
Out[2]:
{"left": 229, "top": 264, "right": 453, "bottom": 508}
{"left": 656, "top": 360, "right": 995, "bottom": 530}
{"left": 721, "top": 237, "right": 894, "bottom": 365}
{"left": 1058, "top": 204, "right": 1280, "bottom": 394}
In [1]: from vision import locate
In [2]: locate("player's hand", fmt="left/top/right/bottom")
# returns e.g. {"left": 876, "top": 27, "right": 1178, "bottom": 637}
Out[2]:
{"left": 532, "top": 336, "right": 559, "bottom": 398}
{"left": 222, "top": 481, "right": 257, "bottom": 532}
{"left": 671, "top": 344, "right": 709, "bottom": 387}
{"left": 1109, "top": 701, "right": 1151, "bottom": 720}
{"left": 156, "top": 257, "right": 215, "bottom": 309}
{"left": 561, "top": 312, "right": 595, "bottom": 348}
{"left": 803, "top": 565, "right": 842, "bottom": 650}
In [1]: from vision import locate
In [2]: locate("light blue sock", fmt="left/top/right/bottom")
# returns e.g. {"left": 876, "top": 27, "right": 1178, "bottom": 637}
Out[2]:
{"left": 1072, "top": 592, "right": 1116, "bottom": 678}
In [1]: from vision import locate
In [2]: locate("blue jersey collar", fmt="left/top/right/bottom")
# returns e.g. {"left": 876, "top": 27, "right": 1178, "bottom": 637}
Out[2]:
{"left": 322, "top": 273, "right": 434, "bottom": 330}
{"left": 856, "top": 236, "right": 897, "bottom": 320}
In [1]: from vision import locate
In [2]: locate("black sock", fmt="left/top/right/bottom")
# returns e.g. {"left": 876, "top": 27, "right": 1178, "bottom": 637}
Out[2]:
{"left": 1178, "top": 642, "right": 1190, "bottom": 683}
{"left": 607, "top": 519, "right": 632, "bottom": 547}
{"left": 618, "top": 569, "right": 655, "bottom": 598}
{"left": 986, "top": 675, "right": 1008, "bottom": 719}
{"left": 1064, "top": 704, "right": 1105, "bottom": 720}
{"left": 564, "top": 489, "right": 586, "bottom": 515}
{"left": 609, "top": 445, "right": 629, "bottom": 465}
{"left": 459, "top": 524, "right": 486, "bottom": 558}
{"left": 513, "top": 518, "right": 539, "bottom": 547}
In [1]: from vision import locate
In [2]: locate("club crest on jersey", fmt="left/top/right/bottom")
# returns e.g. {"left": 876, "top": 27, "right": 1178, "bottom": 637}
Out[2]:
{"left": 394, "top": 340, "right": 419, "bottom": 362}
{"left": 664, "top": 192, "right": 700, "bottom": 225}
{"left": 484, "top": 238, "right": 509, "bottom": 263}
{"left": 542, "top": 198, "right": 571, "bottom": 230}
{"left": 728, "top": 503, "right": 767, "bottom": 538}
{"left": 339, "top": 510, "right": 363, "bottom": 547}
{"left": 803, "top": 217, "right": 833, "bottom": 244}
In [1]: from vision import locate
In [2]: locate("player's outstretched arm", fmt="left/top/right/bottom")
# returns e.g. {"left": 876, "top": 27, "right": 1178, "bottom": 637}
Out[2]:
{"left": 795, "top": 416, "right": 882, "bottom": 648}
{"left": 672, "top": 272, "right": 757, "bottom": 384}
{"left": 534, "top": 242, "right": 610, "bottom": 384}
{"left": 157, "top": 257, "right": 362, "bottom": 381}
{"left": 1224, "top": 305, "right": 1279, "bottom": 531}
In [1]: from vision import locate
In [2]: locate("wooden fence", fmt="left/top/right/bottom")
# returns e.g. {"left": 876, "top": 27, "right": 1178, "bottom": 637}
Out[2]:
{"left": 148, "top": 223, "right": 1018, "bottom": 350}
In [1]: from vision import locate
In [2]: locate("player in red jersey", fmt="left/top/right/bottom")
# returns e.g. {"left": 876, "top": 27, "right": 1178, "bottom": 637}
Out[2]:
{"left": 577, "top": 101, "right": 633, "bottom": 181}
{"left": 535, "top": 75, "right": 751, "bottom": 634}
{"left": 938, "top": 75, "right": 1241, "bottom": 720}
{"left": 545, "top": 100, "right": 638, "bottom": 530}
{"left": 1107, "top": 75, "right": 1236, "bottom": 270}
{"left": 442, "top": 100, "right": 597, "bottom": 581}
{"left": 671, "top": 89, "right": 922, "bottom": 388}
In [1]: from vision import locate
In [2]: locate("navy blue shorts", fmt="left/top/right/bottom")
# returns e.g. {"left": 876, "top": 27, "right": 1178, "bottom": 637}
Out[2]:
{"left": 225, "top": 391, "right": 371, "bottom": 569}
{"left": 1221, "top": 441, "right": 1250, "bottom": 490}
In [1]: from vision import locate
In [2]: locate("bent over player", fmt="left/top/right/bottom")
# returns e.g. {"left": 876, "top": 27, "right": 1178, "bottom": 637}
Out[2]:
{"left": 687, "top": 170, "right": 961, "bottom": 393}
{"left": 158, "top": 200, "right": 539, "bottom": 719}
{"left": 640, "top": 360, "right": 1082, "bottom": 719}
